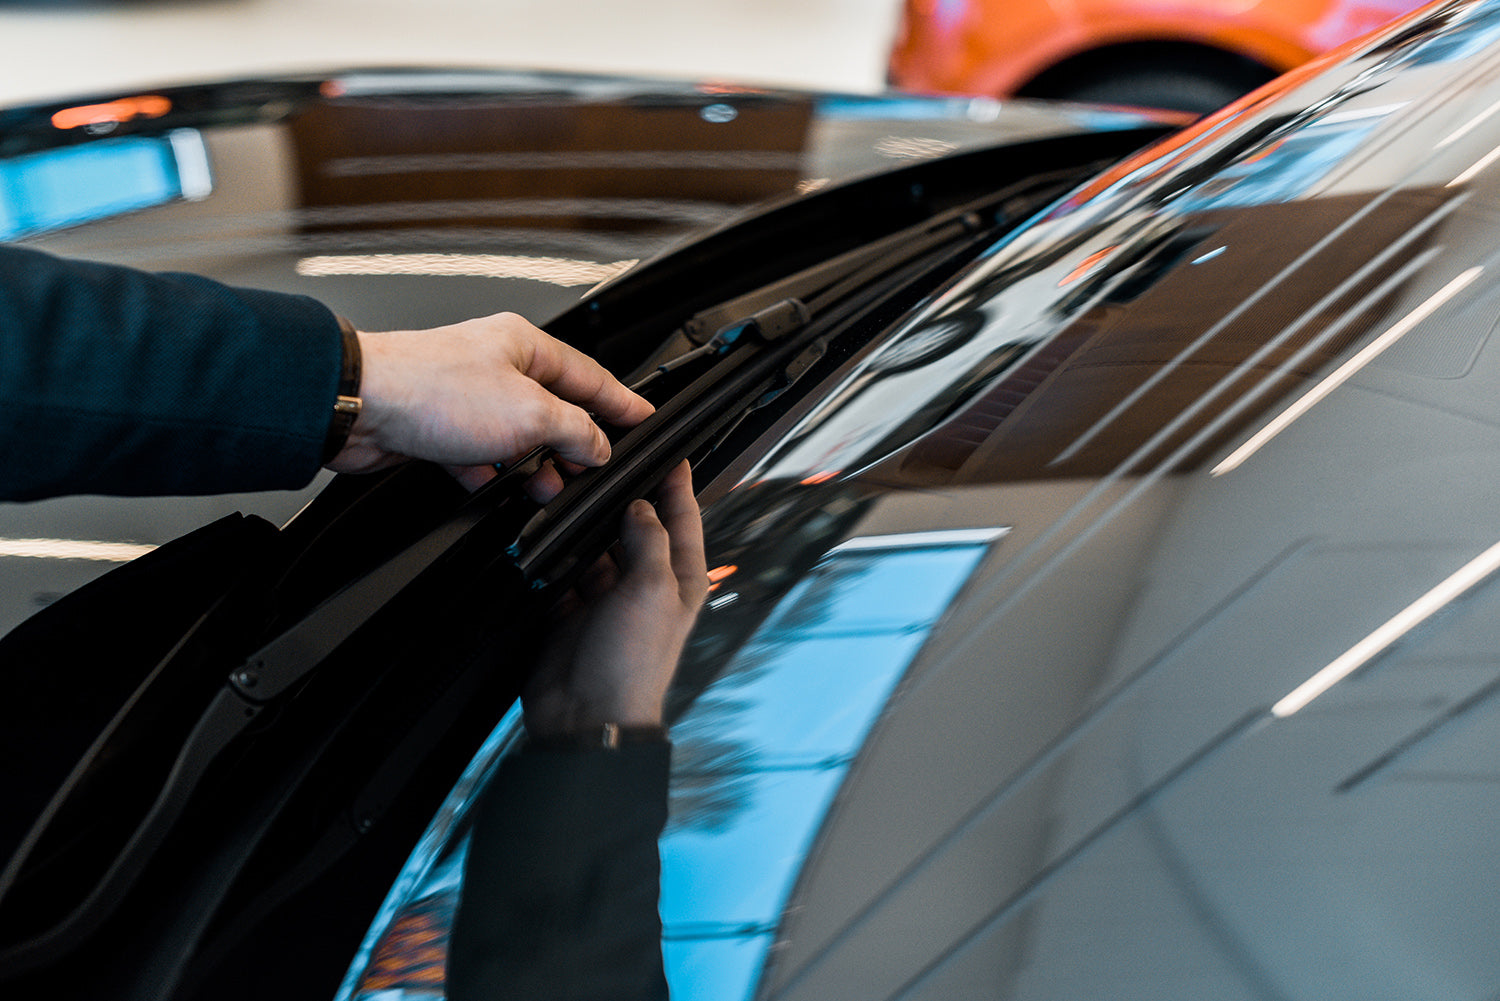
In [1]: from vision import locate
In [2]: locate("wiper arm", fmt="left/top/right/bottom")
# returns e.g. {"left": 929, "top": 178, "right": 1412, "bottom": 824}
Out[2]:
{"left": 631, "top": 297, "right": 810, "bottom": 396}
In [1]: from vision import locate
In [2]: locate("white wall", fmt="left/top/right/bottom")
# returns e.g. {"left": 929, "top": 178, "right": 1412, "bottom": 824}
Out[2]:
{"left": 0, "top": 0, "right": 902, "bottom": 106}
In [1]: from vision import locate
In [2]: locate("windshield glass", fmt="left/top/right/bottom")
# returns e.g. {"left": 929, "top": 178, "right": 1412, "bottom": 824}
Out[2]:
{"left": 338, "top": 6, "right": 1500, "bottom": 999}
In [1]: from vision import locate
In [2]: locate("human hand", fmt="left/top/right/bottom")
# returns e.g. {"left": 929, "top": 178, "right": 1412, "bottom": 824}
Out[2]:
{"left": 326, "top": 313, "right": 653, "bottom": 496}
{"left": 522, "top": 462, "right": 707, "bottom": 738}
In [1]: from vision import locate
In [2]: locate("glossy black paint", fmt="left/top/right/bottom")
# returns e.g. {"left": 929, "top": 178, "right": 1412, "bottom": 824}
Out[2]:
{"left": 12, "top": 0, "right": 1500, "bottom": 994}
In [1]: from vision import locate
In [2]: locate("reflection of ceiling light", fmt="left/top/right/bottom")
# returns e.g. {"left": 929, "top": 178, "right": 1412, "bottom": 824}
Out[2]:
{"left": 1212, "top": 267, "right": 1480, "bottom": 476}
{"left": 325, "top": 150, "right": 800, "bottom": 177}
{"left": 874, "top": 136, "right": 959, "bottom": 160}
{"left": 1439, "top": 96, "right": 1500, "bottom": 148}
{"left": 296, "top": 253, "right": 638, "bottom": 286}
{"left": 829, "top": 527, "right": 1009, "bottom": 554}
{"left": 0, "top": 537, "right": 156, "bottom": 562}
{"left": 796, "top": 177, "right": 830, "bottom": 195}
{"left": 1449, "top": 146, "right": 1500, "bottom": 187}
{"left": 1273, "top": 536, "right": 1500, "bottom": 717}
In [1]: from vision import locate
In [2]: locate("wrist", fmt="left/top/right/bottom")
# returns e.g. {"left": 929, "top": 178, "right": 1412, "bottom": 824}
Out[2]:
{"left": 325, "top": 329, "right": 403, "bottom": 472}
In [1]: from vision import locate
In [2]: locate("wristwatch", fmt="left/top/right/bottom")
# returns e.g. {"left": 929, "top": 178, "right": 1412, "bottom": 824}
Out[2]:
{"left": 321, "top": 317, "right": 363, "bottom": 464}
{"left": 527, "top": 723, "right": 668, "bottom": 751}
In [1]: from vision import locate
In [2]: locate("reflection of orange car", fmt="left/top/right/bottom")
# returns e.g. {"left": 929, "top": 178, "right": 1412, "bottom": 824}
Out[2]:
{"left": 888, "top": 0, "right": 1425, "bottom": 111}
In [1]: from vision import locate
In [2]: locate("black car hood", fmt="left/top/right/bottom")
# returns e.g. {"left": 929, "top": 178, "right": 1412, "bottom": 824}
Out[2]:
{"left": 3, "top": 67, "right": 1178, "bottom": 331}
{"left": 0, "top": 64, "right": 1179, "bottom": 1001}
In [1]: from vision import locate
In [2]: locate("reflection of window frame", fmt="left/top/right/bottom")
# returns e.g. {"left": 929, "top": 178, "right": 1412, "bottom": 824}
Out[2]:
{"left": 660, "top": 527, "right": 1008, "bottom": 1001}
{"left": 0, "top": 128, "right": 211, "bottom": 240}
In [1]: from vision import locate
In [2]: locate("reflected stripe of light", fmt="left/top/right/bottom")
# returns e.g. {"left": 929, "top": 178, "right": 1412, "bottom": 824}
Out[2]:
{"left": 1438, "top": 95, "right": 1500, "bottom": 147}
{"left": 1318, "top": 102, "right": 1408, "bottom": 126}
{"left": 1212, "top": 267, "right": 1480, "bottom": 477}
{"left": 1448, "top": 145, "right": 1500, "bottom": 187}
{"left": 1051, "top": 192, "right": 1468, "bottom": 469}
{"left": 828, "top": 527, "right": 1009, "bottom": 554}
{"left": 873, "top": 136, "right": 959, "bottom": 160}
{"left": 325, "top": 150, "right": 801, "bottom": 177}
{"left": 296, "top": 254, "right": 638, "bottom": 286}
{"left": 1272, "top": 537, "right": 1500, "bottom": 717}
{"left": 0, "top": 537, "right": 156, "bottom": 562}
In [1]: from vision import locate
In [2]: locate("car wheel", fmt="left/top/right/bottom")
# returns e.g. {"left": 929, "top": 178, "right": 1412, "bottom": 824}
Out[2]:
{"left": 1022, "top": 46, "right": 1277, "bottom": 114}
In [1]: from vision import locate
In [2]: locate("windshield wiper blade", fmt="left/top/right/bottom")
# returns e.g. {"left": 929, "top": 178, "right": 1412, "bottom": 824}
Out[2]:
{"left": 514, "top": 209, "right": 1008, "bottom": 591}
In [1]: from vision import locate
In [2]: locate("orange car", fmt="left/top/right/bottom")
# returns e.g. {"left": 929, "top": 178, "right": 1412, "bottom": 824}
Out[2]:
{"left": 888, "top": 0, "right": 1425, "bottom": 111}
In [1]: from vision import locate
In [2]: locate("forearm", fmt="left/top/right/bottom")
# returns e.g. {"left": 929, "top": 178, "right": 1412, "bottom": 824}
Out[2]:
{"left": 447, "top": 742, "right": 671, "bottom": 1001}
{"left": 0, "top": 245, "right": 342, "bottom": 500}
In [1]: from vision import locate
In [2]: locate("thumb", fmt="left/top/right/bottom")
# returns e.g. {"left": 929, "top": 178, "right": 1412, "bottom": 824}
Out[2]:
{"left": 616, "top": 498, "right": 671, "bottom": 583}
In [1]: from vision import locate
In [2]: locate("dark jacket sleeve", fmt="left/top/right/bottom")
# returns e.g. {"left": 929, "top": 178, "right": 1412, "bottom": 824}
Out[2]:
{"left": 0, "top": 245, "right": 343, "bottom": 500}
{"left": 447, "top": 743, "right": 671, "bottom": 1001}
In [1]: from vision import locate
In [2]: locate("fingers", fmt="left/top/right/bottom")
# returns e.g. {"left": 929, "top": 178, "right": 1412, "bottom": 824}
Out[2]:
{"left": 345, "top": 314, "right": 652, "bottom": 474}
{"left": 512, "top": 318, "right": 654, "bottom": 430}
{"left": 653, "top": 462, "right": 709, "bottom": 606}
{"left": 444, "top": 458, "right": 561, "bottom": 500}
{"left": 500, "top": 318, "right": 653, "bottom": 468}
{"left": 617, "top": 498, "right": 673, "bottom": 588}
{"left": 527, "top": 391, "right": 614, "bottom": 468}
{"left": 522, "top": 461, "right": 566, "bottom": 503}
{"left": 616, "top": 466, "right": 705, "bottom": 609}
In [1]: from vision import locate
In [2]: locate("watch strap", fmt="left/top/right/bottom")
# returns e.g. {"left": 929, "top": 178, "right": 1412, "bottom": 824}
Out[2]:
{"left": 321, "top": 316, "right": 363, "bottom": 464}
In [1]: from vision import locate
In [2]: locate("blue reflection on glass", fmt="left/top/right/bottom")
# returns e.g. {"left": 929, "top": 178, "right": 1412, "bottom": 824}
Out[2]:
{"left": 816, "top": 93, "right": 1153, "bottom": 132}
{"left": 333, "top": 704, "right": 526, "bottom": 1001}
{"left": 1177, "top": 116, "right": 1378, "bottom": 213}
{"left": 662, "top": 934, "right": 774, "bottom": 1001}
{"left": 332, "top": 535, "right": 995, "bottom": 1001}
{"left": 659, "top": 535, "right": 995, "bottom": 1001}
{"left": 1393, "top": 1, "right": 1500, "bottom": 67}
{"left": 0, "top": 136, "right": 182, "bottom": 238}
